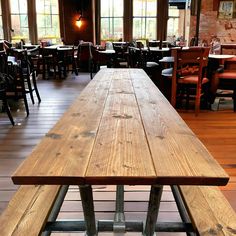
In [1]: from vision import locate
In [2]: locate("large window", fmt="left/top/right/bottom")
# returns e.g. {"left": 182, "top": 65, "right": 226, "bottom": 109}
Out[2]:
{"left": 0, "top": 4, "right": 3, "bottom": 39}
{"left": 10, "top": 0, "right": 29, "bottom": 42}
{"left": 167, "top": 6, "right": 180, "bottom": 41}
{"left": 36, "top": 0, "right": 60, "bottom": 44}
{"left": 100, "top": 0, "right": 124, "bottom": 42}
{"left": 167, "top": 3, "right": 190, "bottom": 46}
{"left": 133, "top": 0, "right": 157, "bottom": 40}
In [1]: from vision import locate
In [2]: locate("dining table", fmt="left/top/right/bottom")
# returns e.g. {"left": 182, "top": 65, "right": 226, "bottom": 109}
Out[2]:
{"left": 12, "top": 68, "right": 229, "bottom": 235}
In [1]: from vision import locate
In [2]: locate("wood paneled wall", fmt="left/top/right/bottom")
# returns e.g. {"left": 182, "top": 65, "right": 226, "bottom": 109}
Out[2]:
{"left": 60, "top": 0, "right": 94, "bottom": 45}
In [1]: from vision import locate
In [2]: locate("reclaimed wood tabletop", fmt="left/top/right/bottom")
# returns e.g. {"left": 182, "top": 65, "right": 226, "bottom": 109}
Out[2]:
{"left": 12, "top": 68, "right": 229, "bottom": 186}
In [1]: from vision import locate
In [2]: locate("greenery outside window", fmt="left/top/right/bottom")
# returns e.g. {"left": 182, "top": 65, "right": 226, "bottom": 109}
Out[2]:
{"left": 36, "top": 0, "right": 60, "bottom": 44}
{"left": 100, "top": 0, "right": 124, "bottom": 43}
{"left": 133, "top": 0, "right": 157, "bottom": 40}
{"left": 10, "top": 0, "right": 29, "bottom": 42}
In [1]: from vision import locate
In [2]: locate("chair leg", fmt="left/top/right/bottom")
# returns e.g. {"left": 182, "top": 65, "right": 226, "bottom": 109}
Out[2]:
{"left": 2, "top": 98, "right": 14, "bottom": 126}
{"left": 195, "top": 89, "right": 201, "bottom": 116}
{"left": 89, "top": 60, "right": 93, "bottom": 80}
{"left": 26, "top": 76, "right": 35, "bottom": 104}
{"left": 73, "top": 59, "right": 79, "bottom": 76}
{"left": 23, "top": 95, "right": 29, "bottom": 117}
{"left": 32, "top": 71, "right": 41, "bottom": 103}
{"left": 185, "top": 87, "right": 190, "bottom": 110}
{"left": 233, "top": 89, "right": 236, "bottom": 112}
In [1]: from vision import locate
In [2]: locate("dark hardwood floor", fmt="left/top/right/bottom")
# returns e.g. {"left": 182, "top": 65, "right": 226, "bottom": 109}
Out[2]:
{"left": 0, "top": 72, "right": 235, "bottom": 235}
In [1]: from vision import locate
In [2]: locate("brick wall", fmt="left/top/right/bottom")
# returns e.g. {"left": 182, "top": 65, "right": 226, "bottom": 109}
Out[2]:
{"left": 190, "top": 0, "right": 236, "bottom": 45}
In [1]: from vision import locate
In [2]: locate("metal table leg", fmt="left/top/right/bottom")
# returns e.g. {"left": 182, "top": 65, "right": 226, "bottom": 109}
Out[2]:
{"left": 144, "top": 185, "right": 163, "bottom": 236}
{"left": 79, "top": 185, "right": 97, "bottom": 236}
{"left": 113, "top": 185, "right": 126, "bottom": 234}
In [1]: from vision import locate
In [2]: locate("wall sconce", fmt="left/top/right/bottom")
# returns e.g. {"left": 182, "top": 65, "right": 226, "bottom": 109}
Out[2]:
{"left": 76, "top": 12, "right": 83, "bottom": 28}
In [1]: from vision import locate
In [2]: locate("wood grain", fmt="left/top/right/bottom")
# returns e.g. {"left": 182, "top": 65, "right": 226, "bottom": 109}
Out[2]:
{"left": 86, "top": 70, "right": 155, "bottom": 184}
{"left": 12, "top": 70, "right": 113, "bottom": 185}
{"left": 130, "top": 69, "right": 228, "bottom": 185}
{"left": 12, "top": 69, "right": 229, "bottom": 186}
{"left": 179, "top": 186, "right": 236, "bottom": 236}
{"left": 0, "top": 185, "right": 61, "bottom": 236}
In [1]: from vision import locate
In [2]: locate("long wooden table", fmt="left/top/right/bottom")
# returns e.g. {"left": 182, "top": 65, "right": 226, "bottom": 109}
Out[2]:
{"left": 12, "top": 68, "right": 229, "bottom": 235}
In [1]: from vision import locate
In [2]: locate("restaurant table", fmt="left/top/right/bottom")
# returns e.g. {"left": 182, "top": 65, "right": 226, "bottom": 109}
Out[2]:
{"left": 12, "top": 68, "right": 229, "bottom": 235}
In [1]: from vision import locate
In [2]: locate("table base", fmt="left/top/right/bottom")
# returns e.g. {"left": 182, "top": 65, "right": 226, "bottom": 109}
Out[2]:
{"left": 42, "top": 184, "right": 196, "bottom": 236}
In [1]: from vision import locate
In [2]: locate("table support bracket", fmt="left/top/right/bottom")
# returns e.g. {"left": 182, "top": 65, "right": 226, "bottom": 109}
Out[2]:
{"left": 171, "top": 185, "right": 196, "bottom": 236}
{"left": 42, "top": 185, "right": 69, "bottom": 236}
{"left": 79, "top": 185, "right": 97, "bottom": 236}
{"left": 113, "top": 185, "right": 126, "bottom": 233}
{"left": 144, "top": 185, "right": 163, "bottom": 236}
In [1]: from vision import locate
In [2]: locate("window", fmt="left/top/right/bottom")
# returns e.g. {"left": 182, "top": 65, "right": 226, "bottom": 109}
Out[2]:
{"left": 0, "top": 4, "right": 3, "bottom": 39}
{"left": 167, "top": 6, "right": 180, "bottom": 41}
{"left": 36, "top": 0, "right": 60, "bottom": 44}
{"left": 133, "top": 0, "right": 157, "bottom": 40}
{"left": 167, "top": 3, "right": 190, "bottom": 46}
{"left": 100, "top": 0, "right": 124, "bottom": 43}
{"left": 10, "top": 0, "right": 29, "bottom": 42}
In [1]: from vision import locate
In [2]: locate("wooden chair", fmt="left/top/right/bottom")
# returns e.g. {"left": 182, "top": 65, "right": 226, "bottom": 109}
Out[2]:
{"left": 172, "top": 47, "right": 210, "bottom": 115}
{"left": 212, "top": 57, "right": 236, "bottom": 111}
{"left": 75, "top": 42, "right": 94, "bottom": 79}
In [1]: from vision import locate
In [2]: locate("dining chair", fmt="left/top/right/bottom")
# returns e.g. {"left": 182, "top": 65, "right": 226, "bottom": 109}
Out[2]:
{"left": 140, "top": 47, "right": 160, "bottom": 85}
{"left": 6, "top": 61, "right": 30, "bottom": 117}
{"left": 75, "top": 42, "right": 94, "bottom": 79}
{"left": 112, "top": 43, "right": 128, "bottom": 68}
{"left": 212, "top": 57, "right": 236, "bottom": 111}
{"left": 57, "top": 46, "right": 78, "bottom": 78}
{"left": 127, "top": 47, "right": 140, "bottom": 68}
{"left": 7, "top": 48, "right": 41, "bottom": 104}
{"left": 0, "top": 73, "right": 14, "bottom": 125}
{"left": 172, "top": 47, "right": 210, "bottom": 115}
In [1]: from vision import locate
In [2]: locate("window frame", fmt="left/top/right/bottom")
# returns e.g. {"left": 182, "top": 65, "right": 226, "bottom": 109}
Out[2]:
{"left": 0, "top": 0, "right": 62, "bottom": 44}
{"left": 97, "top": 0, "right": 168, "bottom": 44}
{"left": 36, "top": 0, "right": 61, "bottom": 44}
{"left": 132, "top": 0, "right": 157, "bottom": 40}
{"left": 9, "top": 0, "right": 29, "bottom": 42}
{"left": 100, "top": 0, "right": 124, "bottom": 42}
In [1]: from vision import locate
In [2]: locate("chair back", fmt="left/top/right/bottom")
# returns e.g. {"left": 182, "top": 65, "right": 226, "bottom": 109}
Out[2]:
{"left": 77, "top": 42, "right": 93, "bottom": 61}
{"left": 171, "top": 47, "right": 210, "bottom": 107}
{"left": 173, "top": 47, "right": 209, "bottom": 79}
{"left": 128, "top": 47, "right": 142, "bottom": 68}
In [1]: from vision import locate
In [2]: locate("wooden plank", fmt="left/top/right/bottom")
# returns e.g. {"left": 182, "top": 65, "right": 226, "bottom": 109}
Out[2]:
{"left": 12, "top": 70, "right": 113, "bottom": 185}
{"left": 12, "top": 68, "right": 228, "bottom": 186}
{"left": 86, "top": 70, "right": 155, "bottom": 184}
{"left": 179, "top": 186, "right": 236, "bottom": 236}
{"left": 130, "top": 69, "right": 229, "bottom": 186}
{"left": 0, "top": 185, "right": 61, "bottom": 236}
